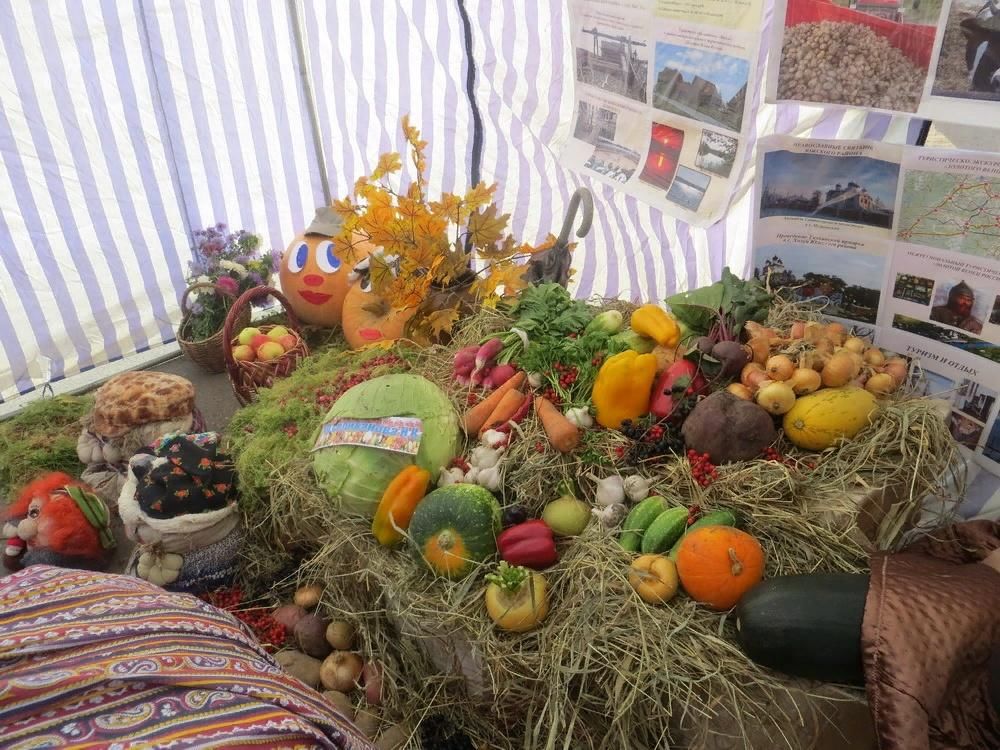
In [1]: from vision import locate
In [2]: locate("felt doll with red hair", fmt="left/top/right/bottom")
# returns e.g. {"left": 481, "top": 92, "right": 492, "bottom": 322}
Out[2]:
{"left": 2, "top": 472, "right": 115, "bottom": 572}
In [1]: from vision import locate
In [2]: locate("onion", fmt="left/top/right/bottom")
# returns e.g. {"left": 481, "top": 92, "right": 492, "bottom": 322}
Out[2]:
{"left": 821, "top": 353, "right": 855, "bottom": 387}
{"left": 844, "top": 337, "right": 866, "bottom": 354}
{"left": 745, "top": 337, "right": 771, "bottom": 365}
{"left": 866, "top": 372, "right": 896, "bottom": 395}
{"left": 765, "top": 354, "right": 795, "bottom": 381}
{"left": 789, "top": 321, "right": 806, "bottom": 339}
{"left": 863, "top": 348, "right": 885, "bottom": 367}
{"left": 293, "top": 584, "right": 323, "bottom": 609}
{"left": 320, "top": 651, "right": 364, "bottom": 692}
{"left": 825, "top": 323, "right": 846, "bottom": 344}
{"left": 740, "top": 362, "right": 765, "bottom": 388}
{"left": 726, "top": 383, "right": 753, "bottom": 400}
{"left": 882, "top": 358, "right": 909, "bottom": 385}
{"left": 755, "top": 381, "right": 796, "bottom": 415}
{"left": 787, "top": 367, "right": 821, "bottom": 396}
{"left": 325, "top": 620, "right": 357, "bottom": 651}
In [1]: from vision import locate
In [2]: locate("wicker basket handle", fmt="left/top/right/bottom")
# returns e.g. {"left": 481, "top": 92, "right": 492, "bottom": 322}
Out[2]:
{"left": 222, "top": 285, "right": 304, "bottom": 370}
{"left": 180, "top": 282, "right": 237, "bottom": 317}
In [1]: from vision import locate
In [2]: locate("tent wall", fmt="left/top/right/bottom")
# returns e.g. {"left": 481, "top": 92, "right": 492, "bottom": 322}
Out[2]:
{"left": 0, "top": 0, "right": 921, "bottom": 404}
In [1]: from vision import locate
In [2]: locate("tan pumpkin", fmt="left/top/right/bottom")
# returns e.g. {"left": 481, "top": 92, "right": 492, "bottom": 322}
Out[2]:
{"left": 341, "top": 284, "right": 417, "bottom": 349}
{"left": 279, "top": 231, "right": 373, "bottom": 327}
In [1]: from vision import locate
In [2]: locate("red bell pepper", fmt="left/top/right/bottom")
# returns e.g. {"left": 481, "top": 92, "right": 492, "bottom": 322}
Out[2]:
{"left": 497, "top": 519, "right": 558, "bottom": 570}
{"left": 649, "top": 359, "right": 707, "bottom": 419}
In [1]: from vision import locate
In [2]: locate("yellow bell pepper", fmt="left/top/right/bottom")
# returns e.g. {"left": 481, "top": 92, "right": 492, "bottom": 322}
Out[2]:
{"left": 372, "top": 465, "right": 431, "bottom": 546}
{"left": 630, "top": 305, "right": 680, "bottom": 348}
{"left": 592, "top": 350, "right": 659, "bottom": 429}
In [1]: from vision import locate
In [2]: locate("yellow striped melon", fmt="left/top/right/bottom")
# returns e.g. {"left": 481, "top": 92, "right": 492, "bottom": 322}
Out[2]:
{"left": 782, "top": 387, "right": 877, "bottom": 451}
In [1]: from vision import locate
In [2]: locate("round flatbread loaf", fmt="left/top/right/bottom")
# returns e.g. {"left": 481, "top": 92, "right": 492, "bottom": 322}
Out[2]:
{"left": 92, "top": 372, "right": 195, "bottom": 438}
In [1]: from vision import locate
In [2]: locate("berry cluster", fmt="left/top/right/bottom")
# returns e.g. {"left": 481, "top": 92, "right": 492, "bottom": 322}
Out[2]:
{"left": 200, "top": 587, "right": 287, "bottom": 649}
{"left": 283, "top": 423, "right": 299, "bottom": 438}
{"left": 553, "top": 362, "right": 579, "bottom": 387}
{"left": 687, "top": 450, "right": 718, "bottom": 487}
{"left": 534, "top": 440, "right": 547, "bottom": 454}
{"left": 619, "top": 416, "right": 684, "bottom": 463}
{"left": 277, "top": 354, "right": 406, "bottom": 414}
{"left": 761, "top": 446, "right": 817, "bottom": 471}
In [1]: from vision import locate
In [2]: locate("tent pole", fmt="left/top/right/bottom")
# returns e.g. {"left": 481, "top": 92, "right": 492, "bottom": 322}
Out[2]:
{"left": 287, "top": 0, "right": 332, "bottom": 206}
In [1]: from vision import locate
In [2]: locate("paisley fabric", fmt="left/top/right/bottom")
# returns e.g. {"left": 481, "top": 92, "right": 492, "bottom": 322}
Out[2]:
{"left": 0, "top": 566, "right": 374, "bottom": 750}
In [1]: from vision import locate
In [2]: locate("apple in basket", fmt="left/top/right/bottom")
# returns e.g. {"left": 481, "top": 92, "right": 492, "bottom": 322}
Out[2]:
{"left": 238, "top": 327, "right": 261, "bottom": 346}
{"left": 257, "top": 341, "right": 285, "bottom": 362}
{"left": 277, "top": 333, "right": 298, "bottom": 352}
{"left": 267, "top": 325, "right": 290, "bottom": 340}
{"left": 233, "top": 344, "right": 256, "bottom": 362}
{"left": 250, "top": 333, "right": 271, "bottom": 351}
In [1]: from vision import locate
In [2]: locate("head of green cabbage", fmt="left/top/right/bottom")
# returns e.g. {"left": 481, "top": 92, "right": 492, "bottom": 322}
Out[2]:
{"left": 311, "top": 374, "right": 461, "bottom": 517}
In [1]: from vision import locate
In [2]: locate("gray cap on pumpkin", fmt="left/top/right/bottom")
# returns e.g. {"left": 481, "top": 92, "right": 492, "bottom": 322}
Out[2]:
{"left": 305, "top": 206, "right": 343, "bottom": 237}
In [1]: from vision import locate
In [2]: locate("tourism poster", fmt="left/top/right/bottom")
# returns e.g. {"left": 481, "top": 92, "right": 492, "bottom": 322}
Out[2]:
{"left": 767, "top": 0, "right": 1000, "bottom": 123}
{"left": 561, "top": 0, "right": 767, "bottom": 226}
{"left": 752, "top": 135, "right": 1000, "bottom": 478}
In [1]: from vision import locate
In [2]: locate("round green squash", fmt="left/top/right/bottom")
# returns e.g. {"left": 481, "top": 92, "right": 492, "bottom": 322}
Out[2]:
{"left": 408, "top": 484, "right": 501, "bottom": 579}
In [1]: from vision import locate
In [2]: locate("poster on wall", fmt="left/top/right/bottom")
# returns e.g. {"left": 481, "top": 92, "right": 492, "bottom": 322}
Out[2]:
{"left": 766, "top": 0, "right": 1000, "bottom": 123}
{"left": 561, "top": 0, "right": 767, "bottom": 227}
{"left": 752, "top": 135, "right": 1000, "bottom": 479}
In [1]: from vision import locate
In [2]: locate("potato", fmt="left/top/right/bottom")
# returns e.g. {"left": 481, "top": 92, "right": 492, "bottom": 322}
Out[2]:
{"left": 274, "top": 649, "right": 322, "bottom": 688}
{"left": 293, "top": 583, "right": 323, "bottom": 609}
{"left": 681, "top": 391, "right": 777, "bottom": 464}
{"left": 272, "top": 604, "right": 307, "bottom": 631}
{"left": 321, "top": 689, "right": 353, "bottom": 717}
{"left": 294, "top": 613, "right": 332, "bottom": 659}
{"left": 325, "top": 619, "right": 357, "bottom": 651}
{"left": 354, "top": 707, "right": 381, "bottom": 738}
{"left": 375, "top": 723, "right": 411, "bottom": 750}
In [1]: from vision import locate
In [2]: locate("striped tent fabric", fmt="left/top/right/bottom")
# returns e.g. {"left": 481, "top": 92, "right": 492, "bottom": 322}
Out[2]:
{"left": 0, "top": 0, "right": 923, "bottom": 404}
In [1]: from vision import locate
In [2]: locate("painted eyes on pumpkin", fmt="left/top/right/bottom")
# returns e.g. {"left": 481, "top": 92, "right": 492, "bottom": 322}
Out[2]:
{"left": 315, "top": 241, "right": 341, "bottom": 273}
{"left": 287, "top": 242, "right": 309, "bottom": 273}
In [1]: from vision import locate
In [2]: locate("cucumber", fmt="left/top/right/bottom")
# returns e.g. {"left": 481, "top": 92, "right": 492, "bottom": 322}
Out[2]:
{"left": 640, "top": 507, "right": 689, "bottom": 554}
{"left": 667, "top": 510, "right": 736, "bottom": 561}
{"left": 619, "top": 496, "right": 670, "bottom": 552}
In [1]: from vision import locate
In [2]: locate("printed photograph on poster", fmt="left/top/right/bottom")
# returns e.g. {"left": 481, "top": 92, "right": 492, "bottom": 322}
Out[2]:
{"left": 760, "top": 150, "right": 899, "bottom": 229}
{"left": 573, "top": 100, "right": 644, "bottom": 183}
{"left": 891, "top": 314, "right": 1000, "bottom": 363}
{"left": 651, "top": 43, "right": 750, "bottom": 131}
{"left": 754, "top": 243, "right": 886, "bottom": 324}
{"left": 929, "top": 279, "right": 988, "bottom": 334}
{"left": 666, "top": 166, "right": 711, "bottom": 211}
{"left": 984, "top": 419, "right": 1000, "bottom": 462}
{"left": 576, "top": 23, "right": 649, "bottom": 103}
{"left": 696, "top": 131, "right": 739, "bottom": 178}
{"left": 930, "top": 0, "right": 1000, "bottom": 102}
{"left": 909, "top": 367, "right": 955, "bottom": 398}
{"left": 955, "top": 378, "right": 997, "bottom": 423}
{"left": 950, "top": 410, "right": 985, "bottom": 449}
{"left": 992, "top": 294, "right": 1000, "bottom": 324}
{"left": 892, "top": 272, "right": 935, "bottom": 305}
{"left": 639, "top": 123, "right": 685, "bottom": 189}
{"left": 775, "top": 0, "right": 939, "bottom": 112}
{"left": 896, "top": 170, "right": 1000, "bottom": 258}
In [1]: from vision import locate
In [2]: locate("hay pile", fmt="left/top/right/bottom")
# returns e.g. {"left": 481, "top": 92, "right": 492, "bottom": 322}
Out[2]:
{"left": 232, "top": 302, "right": 962, "bottom": 749}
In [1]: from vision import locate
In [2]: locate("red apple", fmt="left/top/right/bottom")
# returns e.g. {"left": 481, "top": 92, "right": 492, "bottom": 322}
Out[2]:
{"left": 238, "top": 327, "right": 261, "bottom": 346}
{"left": 250, "top": 334, "right": 271, "bottom": 351}
{"left": 277, "top": 333, "right": 298, "bottom": 351}
{"left": 267, "top": 325, "right": 290, "bottom": 340}
{"left": 257, "top": 341, "right": 285, "bottom": 361}
{"left": 233, "top": 344, "right": 256, "bottom": 362}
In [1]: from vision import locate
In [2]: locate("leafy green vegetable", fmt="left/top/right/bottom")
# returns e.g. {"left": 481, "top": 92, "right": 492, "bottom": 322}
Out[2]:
{"left": 498, "top": 283, "right": 594, "bottom": 356}
{"left": 664, "top": 267, "right": 771, "bottom": 340}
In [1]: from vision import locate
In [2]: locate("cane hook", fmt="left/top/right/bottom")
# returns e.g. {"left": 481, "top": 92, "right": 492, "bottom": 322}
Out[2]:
{"left": 556, "top": 188, "right": 594, "bottom": 248}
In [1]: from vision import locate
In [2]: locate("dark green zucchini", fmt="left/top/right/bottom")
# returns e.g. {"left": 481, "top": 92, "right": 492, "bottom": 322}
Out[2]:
{"left": 735, "top": 573, "right": 869, "bottom": 686}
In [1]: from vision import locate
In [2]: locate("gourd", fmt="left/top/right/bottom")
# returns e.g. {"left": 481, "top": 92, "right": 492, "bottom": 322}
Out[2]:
{"left": 783, "top": 386, "right": 877, "bottom": 451}
{"left": 280, "top": 232, "right": 372, "bottom": 327}
{"left": 676, "top": 526, "right": 764, "bottom": 610}
{"left": 735, "top": 573, "right": 868, "bottom": 686}
{"left": 408, "top": 484, "right": 502, "bottom": 579}
{"left": 341, "top": 285, "right": 417, "bottom": 350}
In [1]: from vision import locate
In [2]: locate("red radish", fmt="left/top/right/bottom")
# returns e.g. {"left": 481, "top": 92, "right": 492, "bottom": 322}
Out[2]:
{"left": 485, "top": 364, "right": 516, "bottom": 389}
{"left": 473, "top": 338, "right": 504, "bottom": 376}
{"left": 471, "top": 366, "right": 491, "bottom": 386}
{"left": 360, "top": 661, "right": 383, "bottom": 706}
{"left": 453, "top": 345, "right": 478, "bottom": 370}
{"left": 456, "top": 373, "right": 471, "bottom": 386}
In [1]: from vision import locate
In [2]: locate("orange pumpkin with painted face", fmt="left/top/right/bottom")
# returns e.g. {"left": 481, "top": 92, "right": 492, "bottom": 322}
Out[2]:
{"left": 341, "top": 284, "right": 417, "bottom": 349}
{"left": 279, "top": 210, "right": 372, "bottom": 327}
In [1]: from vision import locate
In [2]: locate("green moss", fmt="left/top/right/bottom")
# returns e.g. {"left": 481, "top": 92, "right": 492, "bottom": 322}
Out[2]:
{"left": 0, "top": 395, "right": 92, "bottom": 498}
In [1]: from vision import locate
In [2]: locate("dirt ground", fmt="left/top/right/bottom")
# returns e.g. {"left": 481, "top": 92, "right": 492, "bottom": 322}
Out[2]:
{"left": 933, "top": 0, "right": 980, "bottom": 94}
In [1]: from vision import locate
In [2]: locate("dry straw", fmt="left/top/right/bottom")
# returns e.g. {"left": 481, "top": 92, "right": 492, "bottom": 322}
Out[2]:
{"left": 233, "top": 301, "right": 962, "bottom": 749}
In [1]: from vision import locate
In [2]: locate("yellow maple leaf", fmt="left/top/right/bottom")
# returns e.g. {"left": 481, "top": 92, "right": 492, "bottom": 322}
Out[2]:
{"left": 476, "top": 234, "right": 518, "bottom": 262}
{"left": 425, "top": 307, "right": 460, "bottom": 338}
{"left": 429, "top": 193, "right": 464, "bottom": 224}
{"left": 463, "top": 182, "right": 496, "bottom": 212}
{"left": 332, "top": 196, "right": 356, "bottom": 218}
{"left": 467, "top": 205, "right": 509, "bottom": 249}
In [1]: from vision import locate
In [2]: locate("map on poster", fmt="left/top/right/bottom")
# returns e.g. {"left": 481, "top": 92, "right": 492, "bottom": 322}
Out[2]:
{"left": 561, "top": 0, "right": 767, "bottom": 226}
{"left": 752, "top": 136, "right": 1000, "bottom": 480}
{"left": 766, "top": 0, "right": 999, "bottom": 124}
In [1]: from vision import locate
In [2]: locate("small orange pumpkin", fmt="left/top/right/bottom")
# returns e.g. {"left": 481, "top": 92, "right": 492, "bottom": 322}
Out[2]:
{"left": 341, "top": 284, "right": 417, "bottom": 349}
{"left": 279, "top": 227, "right": 373, "bottom": 328}
{"left": 676, "top": 526, "right": 764, "bottom": 610}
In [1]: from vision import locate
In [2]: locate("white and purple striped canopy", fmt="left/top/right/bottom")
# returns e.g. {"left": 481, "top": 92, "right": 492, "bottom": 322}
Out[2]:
{"left": 0, "top": 0, "right": 923, "bottom": 403}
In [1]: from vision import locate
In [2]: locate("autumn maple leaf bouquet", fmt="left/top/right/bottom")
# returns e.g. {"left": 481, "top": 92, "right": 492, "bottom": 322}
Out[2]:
{"left": 331, "top": 116, "right": 560, "bottom": 343}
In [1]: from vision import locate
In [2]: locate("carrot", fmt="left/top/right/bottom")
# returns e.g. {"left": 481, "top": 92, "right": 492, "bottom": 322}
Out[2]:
{"left": 534, "top": 396, "right": 580, "bottom": 453}
{"left": 479, "top": 390, "right": 527, "bottom": 436}
{"left": 462, "top": 371, "right": 526, "bottom": 434}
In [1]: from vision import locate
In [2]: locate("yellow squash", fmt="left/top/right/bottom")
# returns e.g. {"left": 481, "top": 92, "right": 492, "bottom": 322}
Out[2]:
{"left": 783, "top": 386, "right": 877, "bottom": 451}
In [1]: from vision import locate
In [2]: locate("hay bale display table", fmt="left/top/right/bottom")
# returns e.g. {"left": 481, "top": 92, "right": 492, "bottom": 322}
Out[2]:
{"left": 228, "top": 282, "right": 961, "bottom": 749}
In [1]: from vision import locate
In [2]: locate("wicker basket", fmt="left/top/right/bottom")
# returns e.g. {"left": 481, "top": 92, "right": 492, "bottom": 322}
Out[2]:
{"left": 223, "top": 286, "right": 309, "bottom": 405}
{"left": 177, "top": 282, "right": 251, "bottom": 374}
